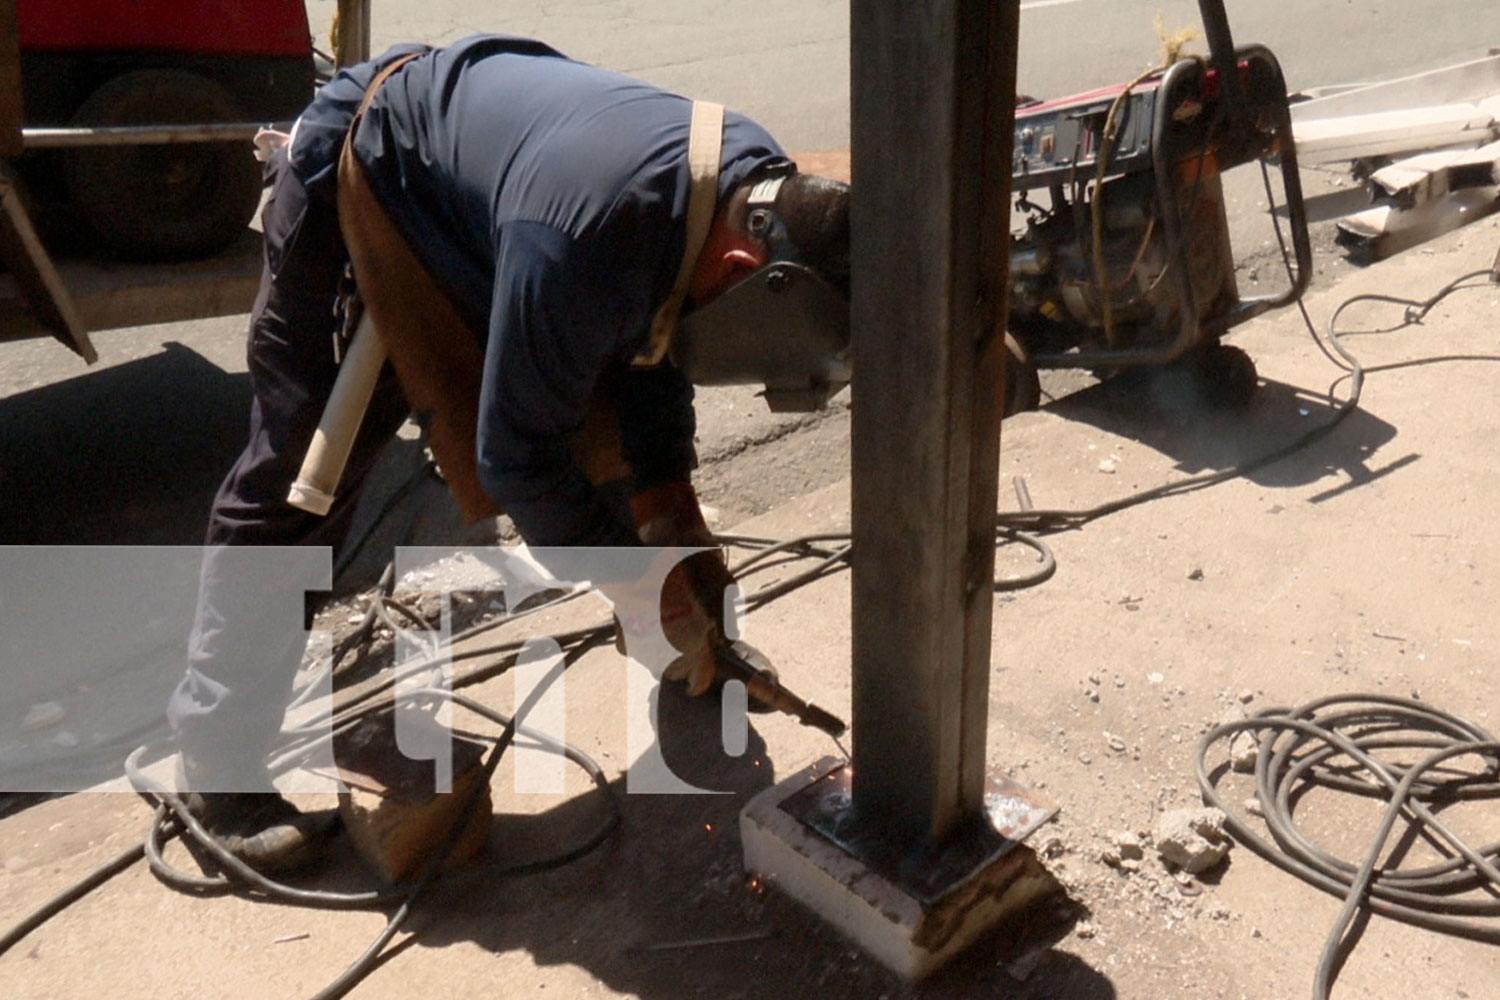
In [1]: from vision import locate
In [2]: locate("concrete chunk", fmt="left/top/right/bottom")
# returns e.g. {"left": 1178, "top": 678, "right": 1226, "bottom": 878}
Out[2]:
{"left": 1154, "top": 807, "right": 1232, "bottom": 875}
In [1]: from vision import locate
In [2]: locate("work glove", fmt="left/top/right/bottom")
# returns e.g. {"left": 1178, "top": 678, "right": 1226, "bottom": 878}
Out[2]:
{"left": 617, "top": 482, "right": 776, "bottom": 696}
{"left": 655, "top": 548, "right": 736, "bottom": 695}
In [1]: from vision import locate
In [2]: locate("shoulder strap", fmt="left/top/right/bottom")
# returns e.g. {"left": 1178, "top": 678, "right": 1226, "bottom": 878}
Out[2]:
{"left": 353, "top": 52, "right": 422, "bottom": 121}
{"left": 633, "top": 100, "right": 724, "bottom": 367}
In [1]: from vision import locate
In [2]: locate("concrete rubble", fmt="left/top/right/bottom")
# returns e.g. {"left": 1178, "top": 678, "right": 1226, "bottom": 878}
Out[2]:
{"left": 1152, "top": 807, "right": 1232, "bottom": 875}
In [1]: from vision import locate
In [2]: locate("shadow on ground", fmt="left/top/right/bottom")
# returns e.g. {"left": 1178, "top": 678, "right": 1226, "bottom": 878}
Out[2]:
{"left": 1045, "top": 368, "right": 1407, "bottom": 500}
{"left": 314, "top": 687, "right": 1120, "bottom": 1000}
{"left": 0, "top": 341, "right": 481, "bottom": 804}
{"left": 0, "top": 341, "right": 251, "bottom": 545}
{"left": 0, "top": 339, "right": 480, "bottom": 590}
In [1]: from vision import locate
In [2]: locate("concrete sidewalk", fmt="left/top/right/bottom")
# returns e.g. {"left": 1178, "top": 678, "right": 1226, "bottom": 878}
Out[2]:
{"left": 3, "top": 217, "right": 1500, "bottom": 1000}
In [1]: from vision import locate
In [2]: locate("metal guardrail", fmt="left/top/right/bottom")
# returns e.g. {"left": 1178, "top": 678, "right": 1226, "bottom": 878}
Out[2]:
{"left": 20, "top": 122, "right": 290, "bottom": 149}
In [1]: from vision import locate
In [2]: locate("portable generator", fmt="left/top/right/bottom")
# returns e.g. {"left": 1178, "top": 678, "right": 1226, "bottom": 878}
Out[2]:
{"left": 1002, "top": 0, "right": 1313, "bottom": 415}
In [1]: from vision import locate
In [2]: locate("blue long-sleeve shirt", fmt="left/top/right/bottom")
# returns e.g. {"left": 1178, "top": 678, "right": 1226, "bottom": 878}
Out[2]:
{"left": 287, "top": 35, "right": 787, "bottom": 545}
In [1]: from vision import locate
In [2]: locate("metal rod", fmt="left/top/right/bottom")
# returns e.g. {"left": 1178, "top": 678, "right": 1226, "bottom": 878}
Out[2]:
{"left": 336, "top": 0, "right": 372, "bottom": 67}
{"left": 21, "top": 122, "right": 286, "bottom": 149}
{"left": 1198, "top": 0, "right": 1248, "bottom": 129}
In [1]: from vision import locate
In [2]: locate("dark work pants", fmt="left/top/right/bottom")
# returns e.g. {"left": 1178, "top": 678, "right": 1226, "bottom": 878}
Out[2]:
{"left": 167, "top": 148, "right": 410, "bottom": 788}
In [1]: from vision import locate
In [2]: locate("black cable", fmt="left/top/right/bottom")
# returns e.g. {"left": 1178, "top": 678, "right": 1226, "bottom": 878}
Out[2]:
{"left": 306, "top": 640, "right": 616, "bottom": 1000}
{"left": 0, "top": 626, "right": 616, "bottom": 990}
{"left": 308, "top": 263, "right": 1407, "bottom": 726}
{"left": 1196, "top": 694, "right": 1500, "bottom": 1000}
{"left": 129, "top": 755, "right": 413, "bottom": 905}
{"left": 994, "top": 527, "right": 1057, "bottom": 591}
{"left": 129, "top": 631, "right": 617, "bottom": 1000}
{"left": 0, "top": 841, "right": 146, "bottom": 958}
{"left": 254, "top": 152, "right": 1500, "bottom": 1000}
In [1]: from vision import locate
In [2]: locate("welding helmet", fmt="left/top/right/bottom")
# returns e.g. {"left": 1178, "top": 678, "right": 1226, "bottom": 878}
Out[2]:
{"left": 669, "top": 169, "right": 851, "bottom": 412}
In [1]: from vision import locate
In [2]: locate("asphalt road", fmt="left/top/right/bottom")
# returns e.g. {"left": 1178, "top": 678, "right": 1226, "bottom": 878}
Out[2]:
{"left": 336, "top": 0, "right": 1498, "bottom": 151}
{"left": 2, "top": 0, "right": 1495, "bottom": 547}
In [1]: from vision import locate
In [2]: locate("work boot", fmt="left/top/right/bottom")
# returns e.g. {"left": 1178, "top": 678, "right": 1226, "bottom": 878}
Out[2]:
{"left": 183, "top": 791, "right": 339, "bottom": 876}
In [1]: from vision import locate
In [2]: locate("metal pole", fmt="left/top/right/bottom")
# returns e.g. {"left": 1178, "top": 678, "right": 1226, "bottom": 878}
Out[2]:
{"left": 22, "top": 122, "right": 286, "bottom": 149}
{"left": 848, "top": 0, "right": 1020, "bottom": 845}
{"left": 336, "top": 0, "right": 372, "bottom": 68}
{"left": 0, "top": 0, "right": 22, "bottom": 160}
{"left": 1198, "top": 0, "right": 1247, "bottom": 126}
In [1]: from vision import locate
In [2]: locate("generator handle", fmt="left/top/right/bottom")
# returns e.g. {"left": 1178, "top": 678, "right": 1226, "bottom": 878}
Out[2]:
{"left": 1033, "top": 60, "right": 1206, "bottom": 371}
{"left": 1210, "top": 44, "right": 1313, "bottom": 332}
{"left": 1030, "top": 48, "right": 1313, "bottom": 371}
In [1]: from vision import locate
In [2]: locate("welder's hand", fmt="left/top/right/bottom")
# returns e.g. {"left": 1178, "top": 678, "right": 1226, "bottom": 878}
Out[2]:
{"left": 614, "top": 480, "right": 724, "bottom": 693}
{"left": 611, "top": 550, "right": 782, "bottom": 704}
{"left": 608, "top": 543, "right": 733, "bottom": 694}
{"left": 657, "top": 549, "right": 734, "bottom": 696}
{"left": 630, "top": 481, "right": 716, "bottom": 549}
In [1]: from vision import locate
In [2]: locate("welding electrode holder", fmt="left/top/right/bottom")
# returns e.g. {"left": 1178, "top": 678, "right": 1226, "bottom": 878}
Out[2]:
{"left": 713, "top": 641, "right": 847, "bottom": 738}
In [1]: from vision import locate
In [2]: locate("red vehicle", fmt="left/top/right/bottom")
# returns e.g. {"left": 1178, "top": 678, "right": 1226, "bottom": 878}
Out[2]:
{"left": 11, "top": 0, "right": 316, "bottom": 259}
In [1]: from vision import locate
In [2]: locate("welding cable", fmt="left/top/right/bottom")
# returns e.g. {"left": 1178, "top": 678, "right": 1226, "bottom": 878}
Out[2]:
{"left": 126, "top": 644, "right": 616, "bottom": 902}
{"left": 0, "top": 631, "right": 615, "bottom": 988}
{"left": 128, "top": 749, "right": 430, "bottom": 904}
{"left": 407, "top": 580, "right": 590, "bottom": 646}
{"left": 989, "top": 149, "right": 1382, "bottom": 534}
{"left": 296, "top": 255, "right": 1490, "bottom": 995}
{"left": 1089, "top": 50, "right": 1213, "bottom": 346}
{"left": 986, "top": 248, "right": 1495, "bottom": 561}
{"left": 993, "top": 528, "right": 1057, "bottom": 590}
{"left": 135, "top": 635, "right": 615, "bottom": 1000}
{"left": 307, "top": 582, "right": 595, "bottom": 732}
{"left": 361, "top": 524, "right": 1053, "bottom": 690}
{"left": 372, "top": 594, "right": 445, "bottom": 660}
{"left": 1090, "top": 68, "right": 1153, "bottom": 346}
{"left": 989, "top": 194, "right": 1367, "bottom": 539}
{"left": 306, "top": 655, "right": 619, "bottom": 1000}
{"left": 1195, "top": 694, "right": 1500, "bottom": 1000}
{"left": 367, "top": 521, "right": 1049, "bottom": 686}
{"left": 285, "top": 476, "right": 431, "bottom": 723}
{"left": 734, "top": 538, "right": 853, "bottom": 609}
{"left": 0, "top": 840, "right": 146, "bottom": 959}
{"left": 1320, "top": 267, "right": 1497, "bottom": 377}
{"left": 719, "top": 524, "right": 1054, "bottom": 600}
{"left": 325, "top": 562, "right": 397, "bottom": 679}
{"left": 12, "top": 245, "right": 1483, "bottom": 983}
{"left": 319, "top": 466, "right": 435, "bottom": 688}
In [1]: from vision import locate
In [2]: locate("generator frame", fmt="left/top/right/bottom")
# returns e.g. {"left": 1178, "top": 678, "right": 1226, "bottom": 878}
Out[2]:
{"left": 1007, "top": 1, "right": 1313, "bottom": 383}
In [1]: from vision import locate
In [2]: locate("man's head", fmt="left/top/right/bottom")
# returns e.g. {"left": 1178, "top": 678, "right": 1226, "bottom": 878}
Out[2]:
{"left": 689, "top": 170, "right": 851, "bottom": 305}
{"left": 677, "top": 168, "right": 852, "bottom": 410}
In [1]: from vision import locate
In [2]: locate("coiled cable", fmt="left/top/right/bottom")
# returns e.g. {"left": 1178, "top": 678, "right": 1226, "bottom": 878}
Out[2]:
{"left": 1196, "top": 694, "right": 1500, "bottom": 1000}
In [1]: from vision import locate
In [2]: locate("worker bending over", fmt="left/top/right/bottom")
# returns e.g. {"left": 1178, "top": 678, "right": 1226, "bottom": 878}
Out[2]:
{"left": 166, "top": 34, "right": 851, "bottom": 874}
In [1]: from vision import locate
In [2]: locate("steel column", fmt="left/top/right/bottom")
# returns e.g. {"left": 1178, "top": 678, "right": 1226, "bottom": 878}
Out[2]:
{"left": 848, "top": 0, "right": 1020, "bottom": 845}
{"left": 335, "top": 0, "right": 372, "bottom": 68}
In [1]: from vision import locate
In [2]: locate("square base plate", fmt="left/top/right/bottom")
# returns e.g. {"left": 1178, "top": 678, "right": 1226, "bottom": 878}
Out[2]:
{"left": 740, "top": 757, "right": 1059, "bottom": 980}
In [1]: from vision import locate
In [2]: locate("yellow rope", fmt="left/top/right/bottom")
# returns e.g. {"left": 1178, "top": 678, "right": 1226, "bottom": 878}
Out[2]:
{"left": 1155, "top": 13, "right": 1197, "bottom": 67}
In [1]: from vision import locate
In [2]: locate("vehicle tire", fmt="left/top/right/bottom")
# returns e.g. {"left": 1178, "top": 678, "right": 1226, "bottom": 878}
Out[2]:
{"left": 63, "top": 69, "right": 262, "bottom": 261}
{"left": 1003, "top": 333, "right": 1042, "bottom": 418}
